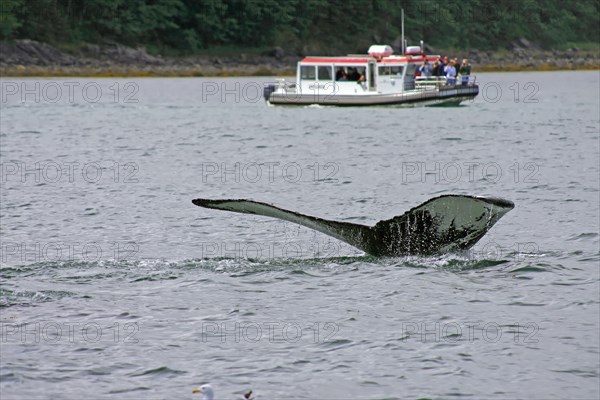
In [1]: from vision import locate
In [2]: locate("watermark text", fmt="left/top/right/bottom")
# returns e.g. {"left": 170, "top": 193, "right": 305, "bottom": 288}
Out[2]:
{"left": 1, "top": 241, "right": 139, "bottom": 264}
{"left": 400, "top": 161, "right": 539, "bottom": 184}
{"left": 1, "top": 81, "right": 139, "bottom": 103}
{"left": 201, "top": 321, "right": 339, "bottom": 343}
{"left": 1, "top": 321, "right": 139, "bottom": 344}
{"left": 1, "top": 161, "right": 139, "bottom": 184}
{"left": 200, "top": 161, "right": 338, "bottom": 183}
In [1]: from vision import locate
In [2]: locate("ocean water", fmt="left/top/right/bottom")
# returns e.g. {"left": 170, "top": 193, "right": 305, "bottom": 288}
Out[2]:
{"left": 0, "top": 71, "right": 599, "bottom": 399}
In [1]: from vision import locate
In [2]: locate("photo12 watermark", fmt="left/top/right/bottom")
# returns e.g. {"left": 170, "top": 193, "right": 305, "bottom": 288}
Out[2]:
{"left": 1, "top": 321, "right": 140, "bottom": 344}
{"left": 1, "top": 160, "right": 139, "bottom": 184}
{"left": 400, "top": 161, "right": 540, "bottom": 184}
{"left": 198, "top": 78, "right": 539, "bottom": 105}
{"left": 468, "top": 241, "right": 553, "bottom": 262}
{"left": 400, "top": 321, "right": 539, "bottom": 344}
{"left": 199, "top": 161, "right": 339, "bottom": 183}
{"left": 480, "top": 82, "right": 540, "bottom": 104}
{"left": 197, "top": 240, "right": 346, "bottom": 260}
{"left": 0, "top": 241, "right": 139, "bottom": 264}
{"left": 1, "top": 81, "right": 139, "bottom": 104}
{"left": 200, "top": 81, "right": 266, "bottom": 103}
{"left": 195, "top": 240, "right": 550, "bottom": 262}
{"left": 200, "top": 321, "right": 339, "bottom": 344}
{"left": 199, "top": 81, "right": 358, "bottom": 105}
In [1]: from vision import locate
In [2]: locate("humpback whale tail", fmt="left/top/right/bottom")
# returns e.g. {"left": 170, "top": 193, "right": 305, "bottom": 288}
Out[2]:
{"left": 192, "top": 195, "right": 514, "bottom": 257}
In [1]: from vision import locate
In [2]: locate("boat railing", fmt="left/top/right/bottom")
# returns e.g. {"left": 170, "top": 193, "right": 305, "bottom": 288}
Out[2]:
{"left": 275, "top": 78, "right": 297, "bottom": 93}
{"left": 456, "top": 74, "right": 477, "bottom": 87}
{"left": 415, "top": 76, "right": 446, "bottom": 90}
{"left": 415, "top": 75, "right": 477, "bottom": 90}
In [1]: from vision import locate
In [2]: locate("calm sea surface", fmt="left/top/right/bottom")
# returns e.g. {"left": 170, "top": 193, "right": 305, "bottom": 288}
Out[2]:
{"left": 1, "top": 71, "right": 599, "bottom": 399}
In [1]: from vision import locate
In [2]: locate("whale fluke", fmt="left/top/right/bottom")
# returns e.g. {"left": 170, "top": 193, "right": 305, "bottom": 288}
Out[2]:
{"left": 192, "top": 195, "right": 514, "bottom": 256}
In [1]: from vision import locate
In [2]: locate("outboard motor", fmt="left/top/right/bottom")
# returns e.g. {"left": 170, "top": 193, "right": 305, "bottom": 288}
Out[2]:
{"left": 263, "top": 84, "right": 276, "bottom": 102}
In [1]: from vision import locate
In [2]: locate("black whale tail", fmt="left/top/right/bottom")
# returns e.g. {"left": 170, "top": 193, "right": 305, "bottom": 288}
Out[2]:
{"left": 191, "top": 198, "right": 373, "bottom": 252}
{"left": 192, "top": 195, "right": 514, "bottom": 257}
{"left": 370, "top": 195, "right": 514, "bottom": 256}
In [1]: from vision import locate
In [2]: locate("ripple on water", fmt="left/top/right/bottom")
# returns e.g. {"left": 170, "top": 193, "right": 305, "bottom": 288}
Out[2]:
{"left": 129, "top": 366, "right": 187, "bottom": 378}
{"left": 0, "top": 288, "right": 77, "bottom": 308}
{"left": 509, "top": 265, "right": 547, "bottom": 273}
{"left": 0, "top": 252, "right": 527, "bottom": 287}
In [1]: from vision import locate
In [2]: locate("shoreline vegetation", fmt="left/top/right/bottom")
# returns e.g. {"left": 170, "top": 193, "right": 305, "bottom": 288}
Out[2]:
{"left": 2, "top": 1, "right": 598, "bottom": 78}
{"left": 1, "top": 40, "right": 598, "bottom": 78}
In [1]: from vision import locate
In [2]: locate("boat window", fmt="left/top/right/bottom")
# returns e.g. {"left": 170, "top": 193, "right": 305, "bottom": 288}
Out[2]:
{"left": 335, "top": 67, "right": 348, "bottom": 81}
{"left": 317, "top": 66, "right": 332, "bottom": 81}
{"left": 335, "top": 66, "right": 365, "bottom": 81}
{"left": 378, "top": 66, "right": 404, "bottom": 76}
{"left": 300, "top": 66, "right": 316, "bottom": 80}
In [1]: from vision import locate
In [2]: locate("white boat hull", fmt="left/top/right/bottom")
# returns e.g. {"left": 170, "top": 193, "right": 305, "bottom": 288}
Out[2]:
{"left": 268, "top": 85, "right": 479, "bottom": 106}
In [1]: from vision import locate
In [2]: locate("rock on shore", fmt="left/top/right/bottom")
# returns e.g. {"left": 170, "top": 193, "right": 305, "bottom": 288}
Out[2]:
{"left": 1, "top": 39, "right": 597, "bottom": 77}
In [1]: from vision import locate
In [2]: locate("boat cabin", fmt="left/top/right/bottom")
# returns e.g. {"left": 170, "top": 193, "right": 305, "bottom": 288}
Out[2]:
{"left": 296, "top": 45, "right": 440, "bottom": 96}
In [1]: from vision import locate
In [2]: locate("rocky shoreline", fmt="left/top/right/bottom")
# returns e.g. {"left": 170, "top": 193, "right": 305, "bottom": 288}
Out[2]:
{"left": 1, "top": 39, "right": 598, "bottom": 77}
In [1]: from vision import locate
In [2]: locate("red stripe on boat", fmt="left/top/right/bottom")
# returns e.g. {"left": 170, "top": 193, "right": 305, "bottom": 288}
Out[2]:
{"left": 301, "top": 56, "right": 440, "bottom": 64}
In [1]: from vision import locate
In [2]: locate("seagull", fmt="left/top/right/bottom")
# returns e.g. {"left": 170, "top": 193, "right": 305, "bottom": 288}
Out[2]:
{"left": 192, "top": 384, "right": 214, "bottom": 400}
{"left": 192, "top": 384, "right": 254, "bottom": 400}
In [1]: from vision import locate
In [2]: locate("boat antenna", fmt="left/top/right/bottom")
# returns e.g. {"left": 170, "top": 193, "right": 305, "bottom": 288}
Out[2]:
{"left": 401, "top": 8, "right": 404, "bottom": 54}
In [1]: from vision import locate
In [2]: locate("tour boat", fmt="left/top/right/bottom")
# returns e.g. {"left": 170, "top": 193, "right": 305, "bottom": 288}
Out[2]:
{"left": 263, "top": 45, "right": 478, "bottom": 106}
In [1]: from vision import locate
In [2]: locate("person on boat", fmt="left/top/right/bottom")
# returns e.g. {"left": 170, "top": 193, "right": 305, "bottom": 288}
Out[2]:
{"left": 357, "top": 67, "right": 368, "bottom": 83}
{"left": 444, "top": 59, "right": 457, "bottom": 85}
{"left": 347, "top": 67, "right": 361, "bottom": 81}
{"left": 432, "top": 60, "right": 441, "bottom": 76}
{"left": 418, "top": 59, "right": 433, "bottom": 78}
{"left": 336, "top": 68, "right": 348, "bottom": 81}
{"left": 437, "top": 56, "right": 448, "bottom": 77}
{"left": 452, "top": 58, "right": 460, "bottom": 80}
{"left": 459, "top": 58, "right": 471, "bottom": 85}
